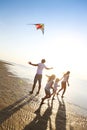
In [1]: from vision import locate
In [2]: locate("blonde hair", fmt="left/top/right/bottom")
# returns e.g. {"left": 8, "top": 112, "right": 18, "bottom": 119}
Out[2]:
{"left": 55, "top": 78, "right": 59, "bottom": 82}
{"left": 64, "top": 71, "right": 70, "bottom": 76}
{"left": 48, "top": 74, "right": 55, "bottom": 81}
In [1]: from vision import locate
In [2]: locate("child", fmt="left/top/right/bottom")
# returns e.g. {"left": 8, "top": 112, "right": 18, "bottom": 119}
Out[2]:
{"left": 41, "top": 74, "right": 55, "bottom": 104}
{"left": 57, "top": 71, "right": 70, "bottom": 98}
{"left": 52, "top": 78, "right": 60, "bottom": 100}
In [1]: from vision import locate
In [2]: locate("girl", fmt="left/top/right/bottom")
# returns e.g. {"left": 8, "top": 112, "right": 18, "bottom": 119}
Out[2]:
{"left": 41, "top": 74, "right": 55, "bottom": 104}
{"left": 57, "top": 71, "right": 70, "bottom": 98}
{"left": 52, "top": 78, "right": 60, "bottom": 99}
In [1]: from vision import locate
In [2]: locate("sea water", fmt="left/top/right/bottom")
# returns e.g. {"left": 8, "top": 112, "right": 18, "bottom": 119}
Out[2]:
{"left": 6, "top": 62, "right": 35, "bottom": 83}
{"left": 7, "top": 62, "right": 87, "bottom": 116}
{"left": 65, "top": 78, "right": 87, "bottom": 113}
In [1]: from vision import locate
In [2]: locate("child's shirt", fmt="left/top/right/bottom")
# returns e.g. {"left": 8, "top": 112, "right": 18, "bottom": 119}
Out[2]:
{"left": 54, "top": 82, "right": 60, "bottom": 91}
{"left": 45, "top": 80, "right": 54, "bottom": 91}
{"left": 62, "top": 74, "right": 69, "bottom": 82}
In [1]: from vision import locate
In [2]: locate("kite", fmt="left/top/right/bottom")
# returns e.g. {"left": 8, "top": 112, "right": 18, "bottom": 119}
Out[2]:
{"left": 27, "top": 23, "right": 44, "bottom": 35}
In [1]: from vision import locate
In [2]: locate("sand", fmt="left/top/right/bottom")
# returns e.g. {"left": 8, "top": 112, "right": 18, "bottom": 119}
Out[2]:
{"left": 0, "top": 60, "right": 87, "bottom": 130}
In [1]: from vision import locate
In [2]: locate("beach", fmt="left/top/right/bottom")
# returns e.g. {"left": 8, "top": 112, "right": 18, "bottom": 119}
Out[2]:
{"left": 0, "top": 60, "right": 87, "bottom": 130}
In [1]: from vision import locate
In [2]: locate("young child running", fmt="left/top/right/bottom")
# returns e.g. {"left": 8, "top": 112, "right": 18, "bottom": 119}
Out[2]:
{"left": 57, "top": 71, "right": 70, "bottom": 98}
{"left": 52, "top": 78, "right": 60, "bottom": 100}
{"left": 41, "top": 74, "right": 55, "bottom": 104}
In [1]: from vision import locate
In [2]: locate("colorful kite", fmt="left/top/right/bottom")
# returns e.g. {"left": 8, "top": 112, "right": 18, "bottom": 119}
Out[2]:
{"left": 35, "top": 24, "right": 44, "bottom": 34}
{"left": 27, "top": 23, "right": 44, "bottom": 35}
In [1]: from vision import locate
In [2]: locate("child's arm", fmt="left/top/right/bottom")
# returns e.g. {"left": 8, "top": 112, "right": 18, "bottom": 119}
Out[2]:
{"left": 45, "top": 74, "right": 50, "bottom": 78}
{"left": 66, "top": 76, "right": 70, "bottom": 86}
{"left": 50, "top": 83, "right": 55, "bottom": 96}
{"left": 50, "top": 82, "right": 54, "bottom": 90}
{"left": 59, "top": 76, "right": 63, "bottom": 81}
{"left": 67, "top": 80, "right": 69, "bottom": 86}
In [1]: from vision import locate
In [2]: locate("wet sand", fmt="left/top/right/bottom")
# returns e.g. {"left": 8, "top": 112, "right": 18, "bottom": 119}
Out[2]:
{"left": 0, "top": 60, "right": 87, "bottom": 130}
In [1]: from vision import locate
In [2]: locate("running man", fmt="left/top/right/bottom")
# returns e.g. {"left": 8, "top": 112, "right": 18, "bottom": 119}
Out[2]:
{"left": 28, "top": 59, "right": 53, "bottom": 95}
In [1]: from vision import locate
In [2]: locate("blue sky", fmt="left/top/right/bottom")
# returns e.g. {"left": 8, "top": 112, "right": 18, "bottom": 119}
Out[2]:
{"left": 0, "top": 0, "right": 87, "bottom": 79}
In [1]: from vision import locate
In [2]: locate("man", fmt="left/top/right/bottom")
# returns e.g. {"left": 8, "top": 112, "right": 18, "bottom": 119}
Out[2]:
{"left": 28, "top": 59, "right": 53, "bottom": 95}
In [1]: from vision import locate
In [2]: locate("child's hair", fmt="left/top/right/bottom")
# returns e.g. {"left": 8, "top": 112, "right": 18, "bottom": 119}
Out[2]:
{"left": 64, "top": 71, "right": 70, "bottom": 76}
{"left": 55, "top": 78, "right": 59, "bottom": 82}
{"left": 48, "top": 74, "right": 55, "bottom": 81}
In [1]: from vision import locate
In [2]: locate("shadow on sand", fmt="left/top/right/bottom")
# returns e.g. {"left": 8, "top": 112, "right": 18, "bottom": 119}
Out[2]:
{"left": 24, "top": 95, "right": 66, "bottom": 130}
{"left": 55, "top": 96, "right": 66, "bottom": 130}
{"left": 0, "top": 94, "right": 36, "bottom": 124}
{"left": 0, "top": 60, "right": 38, "bottom": 124}
{"left": 24, "top": 99, "right": 54, "bottom": 130}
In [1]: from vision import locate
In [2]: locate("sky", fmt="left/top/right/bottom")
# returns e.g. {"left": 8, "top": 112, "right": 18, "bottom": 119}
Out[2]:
{"left": 0, "top": 0, "right": 87, "bottom": 80}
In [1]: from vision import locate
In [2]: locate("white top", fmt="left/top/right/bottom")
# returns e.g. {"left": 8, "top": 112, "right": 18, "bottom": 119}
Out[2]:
{"left": 62, "top": 74, "right": 69, "bottom": 82}
{"left": 54, "top": 82, "right": 60, "bottom": 91}
{"left": 45, "top": 80, "right": 54, "bottom": 92}
{"left": 36, "top": 63, "right": 46, "bottom": 75}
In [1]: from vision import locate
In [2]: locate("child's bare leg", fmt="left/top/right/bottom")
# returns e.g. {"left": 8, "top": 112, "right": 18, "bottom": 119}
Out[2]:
{"left": 41, "top": 95, "right": 50, "bottom": 104}
{"left": 52, "top": 92, "right": 56, "bottom": 100}
{"left": 41, "top": 95, "right": 47, "bottom": 104}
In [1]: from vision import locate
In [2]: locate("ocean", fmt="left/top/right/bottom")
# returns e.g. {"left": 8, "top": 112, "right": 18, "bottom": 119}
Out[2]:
{"left": 6, "top": 61, "right": 87, "bottom": 116}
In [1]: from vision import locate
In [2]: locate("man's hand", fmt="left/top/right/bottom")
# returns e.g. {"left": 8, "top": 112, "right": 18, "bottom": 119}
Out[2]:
{"left": 28, "top": 61, "right": 31, "bottom": 64}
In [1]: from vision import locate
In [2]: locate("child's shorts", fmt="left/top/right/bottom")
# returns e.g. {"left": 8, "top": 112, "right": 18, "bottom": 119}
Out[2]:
{"left": 45, "top": 88, "right": 51, "bottom": 96}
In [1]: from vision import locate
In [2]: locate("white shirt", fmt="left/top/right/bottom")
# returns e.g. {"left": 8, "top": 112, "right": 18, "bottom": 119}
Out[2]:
{"left": 45, "top": 80, "right": 54, "bottom": 91}
{"left": 36, "top": 63, "right": 46, "bottom": 75}
{"left": 62, "top": 74, "right": 69, "bottom": 82}
{"left": 54, "top": 82, "right": 60, "bottom": 91}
